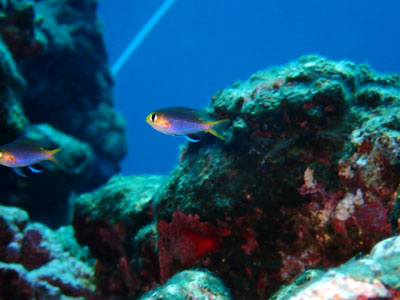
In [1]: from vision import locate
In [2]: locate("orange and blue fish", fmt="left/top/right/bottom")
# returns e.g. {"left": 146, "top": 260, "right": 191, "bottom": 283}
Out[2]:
{"left": 0, "top": 137, "right": 61, "bottom": 177}
{"left": 146, "top": 107, "right": 230, "bottom": 142}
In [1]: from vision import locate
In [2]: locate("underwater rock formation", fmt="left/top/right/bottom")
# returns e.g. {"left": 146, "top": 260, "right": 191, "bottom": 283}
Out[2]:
{"left": 73, "top": 174, "right": 165, "bottom": 299}
{"left": 0, "top": 205, "right": 96, "bottom": 299}
{"left": 0, "top": 124, "right": 94, "bottom": 226}
{"left": 0, "top": 0, "right": 127, "bottom": 227}
{"left": 21, "top": 0, "right": 127, "bottom": 174}
{"left": 270, "top": 235, "right": 400, "bottom": 300}
{"left": 0, "top": 30, "right": 27, "bottom": 139}
{"left": 139, "top": 270, "right": 232, "bottom": 300}
{"left": 74, "top": 56, "right": 400, "bottom": 299}
{"left": 153, "top": 55, "right": 400, "bottom": 299}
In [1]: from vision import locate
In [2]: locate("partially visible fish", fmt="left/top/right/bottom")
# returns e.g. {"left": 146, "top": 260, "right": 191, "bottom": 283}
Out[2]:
{"left": 146, "top": 106, "right": 230, "bottom": 142}
{"left": 0, "top": 137, "right": 61, "bottom": 177}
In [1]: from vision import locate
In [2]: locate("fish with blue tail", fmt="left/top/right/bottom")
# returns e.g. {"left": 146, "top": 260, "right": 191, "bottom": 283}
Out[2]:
{"left": 146, "top": 107, "right": 230, "bottom": 142}
{"left": 0, "top": 137, "right": 61, "bottom": 177}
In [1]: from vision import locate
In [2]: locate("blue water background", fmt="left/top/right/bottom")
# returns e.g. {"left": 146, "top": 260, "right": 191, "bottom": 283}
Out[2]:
{"left": 98, "top": 0, "right": 400, "bottom": 175}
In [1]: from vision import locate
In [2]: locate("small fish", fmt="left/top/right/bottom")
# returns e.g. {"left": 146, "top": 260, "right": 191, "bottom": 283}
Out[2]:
{"left": 146, "top": 107, "right": 229, "bottom": 141}
{"left": 0, "top": 137, "right": 61, "bottom": 177}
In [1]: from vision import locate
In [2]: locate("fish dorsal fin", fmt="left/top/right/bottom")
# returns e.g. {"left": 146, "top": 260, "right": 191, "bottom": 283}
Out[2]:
{"left": 11, "top": 136, "right": 43, "bottom": 151}
{"left": 14, "top": 136, "right": 32, "bottom": 143}
{"left": 171, "top": 106, "right": 196, "bottom": 112}
{"left": 193, "top": 108, "right": 213, "bottom": 122}
{"left": 13, "top": 136, "right": 37, "bottom": 146}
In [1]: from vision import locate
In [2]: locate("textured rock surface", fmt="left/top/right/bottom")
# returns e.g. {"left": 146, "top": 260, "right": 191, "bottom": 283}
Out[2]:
{"left": 139, "top": 270, "right": 232, "bottom": 300}
{"left": 21, "top": 0, "right": 128, "bottom": 174}
{"left": 152, "top": 56, "right": 400, "bottom": 299}
{"left": 0, "top": 0, "right": 127, "bottom": 227}
{"left": 72, "top": 56, "right": 400, "bottom": 299}
{"left": 0, "top": 34, "right": 27, "bottom": 140}
{"left": 0, "top": 205, "right": 96, "bottom": 300}
{"left": 73, "top": 174, "right": 165, "bottom": 299}
{"left": 270, "top": 235, "right": 400, "bottom": 300}
{"left": 0, "top": 124, "right": 94, "bottom": 226}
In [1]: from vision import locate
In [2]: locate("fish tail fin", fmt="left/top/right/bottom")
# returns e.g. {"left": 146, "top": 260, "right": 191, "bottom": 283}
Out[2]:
{"left": 42, "top": 147, "right": 62, "bottom": 165}
{"left": 205, "top": 119, "right": 230, "bottom": 141}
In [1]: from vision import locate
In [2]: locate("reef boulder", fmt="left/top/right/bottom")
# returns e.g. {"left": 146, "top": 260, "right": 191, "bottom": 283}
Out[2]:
{"left": 0, "top": 204, "right": 96, "bottom": 300}
{"left": 0, "top": 0, "right": 127, "bottom": 227}
{"left": 73, "top": 174, "right": 165, "bottom": 299}
{"left": 153, "top": 56, "right": 400, "bottom": 299}
{"left": 73, "top": 56, "right": 400, "bottom": 299}
{"left": 139, "top": 270, "right": 232, "bottom": 300}
{"left": 271, "top": 235, "right": 400, "bottom": 300}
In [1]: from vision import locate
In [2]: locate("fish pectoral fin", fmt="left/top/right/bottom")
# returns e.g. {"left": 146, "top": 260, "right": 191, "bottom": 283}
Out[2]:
{"left": 28, "top": 166, "right": 43, "bottom": 173}
{"left": 184, "top": 135, "right": 200, "bottom": 142}
{"left": 12, "top": 167, "right": 27, "bottom": 177}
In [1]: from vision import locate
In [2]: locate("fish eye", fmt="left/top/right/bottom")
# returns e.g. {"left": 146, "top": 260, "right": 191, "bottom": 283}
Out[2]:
{"left": 151, "top": 113, "right": 157, "bottom": 122}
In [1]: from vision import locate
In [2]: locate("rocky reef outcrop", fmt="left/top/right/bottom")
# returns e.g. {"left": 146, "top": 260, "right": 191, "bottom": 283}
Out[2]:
{"left": 139, "top": 270, "right": 232, "bottom": 300}
{"left": 0, "top": 0, "right": 127, "bottom": 227}
{"left": 73, "top": 174, "right": 164, "bottom": 298}
{"left": 271, "top": 235, "right": 400, "bottom": 300}
{"left": 0, "top": 205, "right": 96, "bottom": 299}
{"left": 73, "top": 56, "right": 400, "bottom": 299}
{"left": 0, "top": 3, "right": 399, "bottom": 299}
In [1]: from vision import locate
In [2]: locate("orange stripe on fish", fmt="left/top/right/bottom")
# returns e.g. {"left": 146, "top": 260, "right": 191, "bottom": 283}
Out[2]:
{"left": 3, "top": 152, "right": 16, "bottom": 163}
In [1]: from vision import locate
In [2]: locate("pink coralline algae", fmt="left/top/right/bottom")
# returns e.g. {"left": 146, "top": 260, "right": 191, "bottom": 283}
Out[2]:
{"left": 281, "top": 165, "right": 392, "bottom": 279}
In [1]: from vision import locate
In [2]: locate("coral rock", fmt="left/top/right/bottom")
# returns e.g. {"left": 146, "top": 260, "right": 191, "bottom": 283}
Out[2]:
{"left": 139, "top": 270, "right": 232, "bottom": 300}
{"left": 0, "top": 205, "right": 96, "bottom": 300}
{"left": 153, "top": 56, "right": 400, "bottom": 299}
{"left": 271, "top": 235, "right": 400, "bottom": 300}
{"left": 74, "top": 56, "right": 400, "bottom": 300}
{"left": 0, "top": 0, "right": 127, "bottom": 227}
{"left": 73, "top": 174, "right": 164, "bottom": 299}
